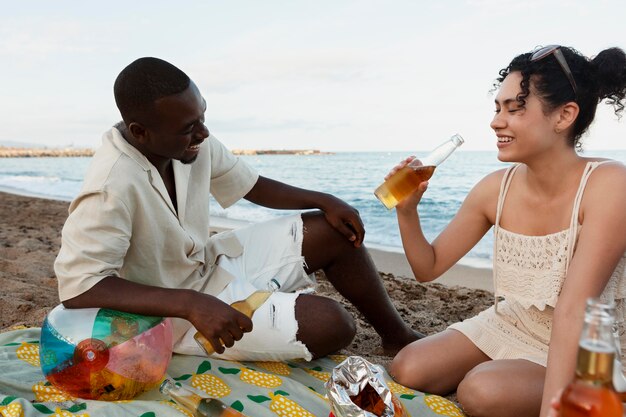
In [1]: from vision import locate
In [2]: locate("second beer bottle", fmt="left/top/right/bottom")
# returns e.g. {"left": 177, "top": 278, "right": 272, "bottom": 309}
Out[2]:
{"left": 559, "top": 298, "right": 623, "bottom": 416}
{"left": 160, "top": 378, "right": 245, "bottom": 417}
{"left": 374, "top": 134, "right": 464, "bottom": 209}
{"left": 194, "top": 290, "right": 272, "bottom": 356}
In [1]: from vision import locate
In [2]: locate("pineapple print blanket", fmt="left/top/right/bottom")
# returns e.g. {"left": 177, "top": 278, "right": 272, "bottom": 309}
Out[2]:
{"left": 0, "top": 328, "right": 465, "bottom": 417}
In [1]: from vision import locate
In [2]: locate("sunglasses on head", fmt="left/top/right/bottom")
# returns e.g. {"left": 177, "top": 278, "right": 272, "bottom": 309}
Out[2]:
{"left": 530, "top": 45, "right": 578, "bottom": 97}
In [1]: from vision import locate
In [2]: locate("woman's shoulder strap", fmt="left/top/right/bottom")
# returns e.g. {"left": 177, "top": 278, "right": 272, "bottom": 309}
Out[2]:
{"left": 495, "top": 164, "right": 520, "bottom": 226}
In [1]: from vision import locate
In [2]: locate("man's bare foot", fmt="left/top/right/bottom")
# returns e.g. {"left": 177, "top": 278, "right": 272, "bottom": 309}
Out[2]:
{"left": 381, "top": 330, "right": 425, "bottom": 356}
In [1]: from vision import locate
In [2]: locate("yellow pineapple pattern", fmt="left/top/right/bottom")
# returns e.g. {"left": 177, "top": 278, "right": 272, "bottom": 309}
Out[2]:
{"left": 240, "top": 368, "right": 283, "bottom": 388}
{"left": 191, "top": 374, "right": 231, "bottom": 398}
{"left": 16, "top": 342, "right": 39, "bottom": 367}
{"left": 32, "top": 381, "right": 74, "bottom": 402}
{"left": 387, "top": 380, "right": 415, "bottom": 396}
{"left": 183, "top": 360, "right": 232, "bottom": 398}
{"left": 0, "top": 402, "right": 24, "bottom": 417}
{"left": 161, "top": 399, "right": 194, "bottom": 417}
{"left": 254, "top": 361, "right": 291, "bottom": 376}
{"left": 268, "top": 391, "right": 315, "bottom": 417}
{"left": 328, "top": 354, "right": 348, "bottom": 363}
{"left": 424, "top": 395, "right": 464, "bottom": 417}
{"left": 303, "top": 368, "right": 330, "bottom": 382}
{"left": 50, "top": 408, "right": 89, "bottom": 417}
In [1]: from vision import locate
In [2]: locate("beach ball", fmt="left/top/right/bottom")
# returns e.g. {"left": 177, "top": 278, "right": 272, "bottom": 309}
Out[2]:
{"left": 39, "top": 304, "right": 173, "bottom": 400}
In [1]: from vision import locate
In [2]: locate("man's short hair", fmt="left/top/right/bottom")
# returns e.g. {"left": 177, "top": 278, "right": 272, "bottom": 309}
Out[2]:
{"left": 114, "top": 57, "right": 191, "bottom": 123}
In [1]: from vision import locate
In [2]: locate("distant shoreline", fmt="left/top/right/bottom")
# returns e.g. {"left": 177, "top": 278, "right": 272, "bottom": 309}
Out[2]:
{"left": 0, "top": 147, "right": 94, "bottom": 158}
{"left": 0, "top": 146, "right": 330, "bottom": 158}
{"left": 231, "top": 149, "right": 332, "bottom": 156}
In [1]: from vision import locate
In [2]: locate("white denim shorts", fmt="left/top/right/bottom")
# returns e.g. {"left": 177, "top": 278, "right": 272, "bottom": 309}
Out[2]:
{"left": 175, "top": 214, "right": 316, "bottom": 361}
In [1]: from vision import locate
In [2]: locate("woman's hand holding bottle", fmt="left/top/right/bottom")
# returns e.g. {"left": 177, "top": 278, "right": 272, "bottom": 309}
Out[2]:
{"left": 384, "top": 156, "right": 430, "bottom": 214}
{"left": 374, "top": 134, "right": 463, "bottom": 210}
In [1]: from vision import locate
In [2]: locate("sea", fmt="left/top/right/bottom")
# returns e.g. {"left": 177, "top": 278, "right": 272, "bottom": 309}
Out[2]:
{"left": 1, "top": 150, "right": 625, "bottom": 269}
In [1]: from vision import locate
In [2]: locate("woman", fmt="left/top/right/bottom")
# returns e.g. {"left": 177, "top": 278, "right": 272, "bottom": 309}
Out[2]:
{"left": 388, "top": 45, "right": 626, "bottom": 416}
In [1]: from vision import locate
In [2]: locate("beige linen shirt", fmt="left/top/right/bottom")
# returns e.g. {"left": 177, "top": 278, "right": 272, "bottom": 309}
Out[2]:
{"left": 55, "top": 127, "right": 258, "bottom": 315}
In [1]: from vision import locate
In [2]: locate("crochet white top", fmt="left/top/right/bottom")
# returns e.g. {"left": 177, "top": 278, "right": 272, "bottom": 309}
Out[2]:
{"left": 449, "top": 161, "right": 626, "bottom": 366}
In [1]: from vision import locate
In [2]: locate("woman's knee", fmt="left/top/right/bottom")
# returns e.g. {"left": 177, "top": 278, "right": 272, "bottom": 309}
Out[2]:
{"left": 390, "top": 344, "right": 440, "bottom": 393}
{"left": 456, "top": 365, "right": 501, "bottom": 416}
{"left": 389, "top": 349, "right": 419, "bottom": 388}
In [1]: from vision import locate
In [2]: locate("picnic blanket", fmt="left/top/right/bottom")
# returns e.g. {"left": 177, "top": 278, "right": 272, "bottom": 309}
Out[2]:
{"left": 0, "top": 328, "right": 465, "bottom": 417}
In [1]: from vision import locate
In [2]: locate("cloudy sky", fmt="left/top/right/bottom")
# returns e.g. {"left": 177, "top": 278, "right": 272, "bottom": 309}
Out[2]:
{"left": 2, "top": 0, "right": 625, "bottom": 151}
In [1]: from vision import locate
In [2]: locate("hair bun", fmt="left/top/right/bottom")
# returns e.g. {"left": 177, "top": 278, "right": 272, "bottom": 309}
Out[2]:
{"left": 591, "top": 47, "right": 626, "bottom": 100}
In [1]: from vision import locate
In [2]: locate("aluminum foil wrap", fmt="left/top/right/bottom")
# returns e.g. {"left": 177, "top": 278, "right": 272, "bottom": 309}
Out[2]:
{"left": 325, "top": 356, "right": 406, "bottom": 417}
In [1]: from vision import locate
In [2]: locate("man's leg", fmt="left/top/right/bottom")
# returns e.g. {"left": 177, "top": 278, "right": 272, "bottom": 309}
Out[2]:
{"left": 299, "top": 211, "right": 423, "bottom": 354}
{"left": 294, "top": 293, "right": 357, "bottom": 358}
{"left": 208, "top": 215, "right": 357, "bottom": 360}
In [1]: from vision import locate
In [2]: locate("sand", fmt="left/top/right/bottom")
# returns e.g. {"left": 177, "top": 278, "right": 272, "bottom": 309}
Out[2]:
{"left": 0, "top": 191, "right": 494, "bottom": 370}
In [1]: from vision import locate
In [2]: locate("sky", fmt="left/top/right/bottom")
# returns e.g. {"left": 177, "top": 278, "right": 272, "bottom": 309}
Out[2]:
{"left": 1, "top": 0, "right": 625, "bottom": 152}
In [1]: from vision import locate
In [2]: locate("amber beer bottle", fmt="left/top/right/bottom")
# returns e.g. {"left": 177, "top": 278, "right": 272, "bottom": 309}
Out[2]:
{"left": 193, "top": 290, "right": 272, "bottom": 356}
{"left": 374, "top": 134, "right": 464, "bottom": 209}
{"left": 160, "top": 378, "right": 245, "bottom": 417}
{"left": 560, "top": 298, "right": 623, "bottom": 416}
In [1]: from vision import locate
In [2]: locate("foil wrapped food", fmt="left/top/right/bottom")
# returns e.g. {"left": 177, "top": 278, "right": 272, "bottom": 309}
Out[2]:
{"left": 325, "top": 356, "right": 406, "bottom": 417}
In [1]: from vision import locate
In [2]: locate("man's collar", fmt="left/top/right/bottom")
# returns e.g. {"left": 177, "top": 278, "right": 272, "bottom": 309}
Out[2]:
{"left": 106, "top": 123, "right": 154, "bottom": 172}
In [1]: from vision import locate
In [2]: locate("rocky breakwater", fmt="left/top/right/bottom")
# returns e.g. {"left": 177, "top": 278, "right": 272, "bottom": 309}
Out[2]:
{"left": 1, "top": 147, "right": 330, "bottom": 158}
{"left": 231, "top": 149, "right": 330, "bottom": 155}
{"left": 0, "top": 147, "right": 95, "bottom": 158}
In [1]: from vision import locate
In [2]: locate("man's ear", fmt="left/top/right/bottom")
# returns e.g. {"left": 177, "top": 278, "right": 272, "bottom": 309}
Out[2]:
{"left": 555, "top": 101, "right": 580, "bottom": 133}
{"left": 128, "top": 122, "right": 149, "bottom": 144}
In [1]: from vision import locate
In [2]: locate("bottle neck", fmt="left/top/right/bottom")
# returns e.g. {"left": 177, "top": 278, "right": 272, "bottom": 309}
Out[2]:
{"left": 231, "top": 290, "right": 271, "bottom": 317}
{"left": 420, "top": 134, "right": 463, "bottom": 167}
{"left": 170, "top": 390, "right": 203, "bottom": 413}
{"left": 161, "top": 380, "right": 201, "bottom": 413}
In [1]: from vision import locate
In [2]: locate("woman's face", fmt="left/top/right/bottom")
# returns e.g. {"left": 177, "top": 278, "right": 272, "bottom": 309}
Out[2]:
{"left": 490, "top": 71, "right": 560, "bottom": 163}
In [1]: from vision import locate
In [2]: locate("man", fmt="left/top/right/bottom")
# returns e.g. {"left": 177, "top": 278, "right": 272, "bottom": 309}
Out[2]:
{"left": 55, "top": 57, "right": 420, "bottom": 361}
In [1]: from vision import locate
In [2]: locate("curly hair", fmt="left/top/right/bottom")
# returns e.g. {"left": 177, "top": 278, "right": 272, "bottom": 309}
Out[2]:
{"left": 494, "top": 46, "right": 626, "bottom": 148}
{"left": 114, "top": 57, "right": 190, "bottom": 125}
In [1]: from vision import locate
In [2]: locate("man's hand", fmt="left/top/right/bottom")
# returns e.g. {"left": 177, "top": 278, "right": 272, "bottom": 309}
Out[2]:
{"left": 187, "top": 293, "right": 253, "bottom": 354}
{"left": 62, "top": 277, "right": 253, "bottom": 355}
{"left": 320, "top": 196, "right": 365, "bottom": 247}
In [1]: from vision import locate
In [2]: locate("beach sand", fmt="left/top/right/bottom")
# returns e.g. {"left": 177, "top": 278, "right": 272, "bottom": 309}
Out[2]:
{"left": 0, "top": 190, "right": 494, "bottom": 372}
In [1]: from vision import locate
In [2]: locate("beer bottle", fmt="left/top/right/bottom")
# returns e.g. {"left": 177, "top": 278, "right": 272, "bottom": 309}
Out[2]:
{"left": 560, "top": 298, "right": 623, "bottom": 416}
{"left": 374, "top": 134, "right": 464, "bottom": 209}
{"left": 194, "top": 290, "right": 272, "bottom": 356}
{"left": 160, "top": 378, "right": 245, "bottom": 417}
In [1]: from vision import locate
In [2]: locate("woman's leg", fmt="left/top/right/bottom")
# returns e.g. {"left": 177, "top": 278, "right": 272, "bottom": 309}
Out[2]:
{"left": 390, "top": 329, "right": 490, "bottom": 395}
{"left": 457, "top": 359, "right": 545, "bottom": 417}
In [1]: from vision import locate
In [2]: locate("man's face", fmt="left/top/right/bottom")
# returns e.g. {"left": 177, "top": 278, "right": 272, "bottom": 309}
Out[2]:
{"left": 141, "top": 82, "right": 209, "bottom": 166}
